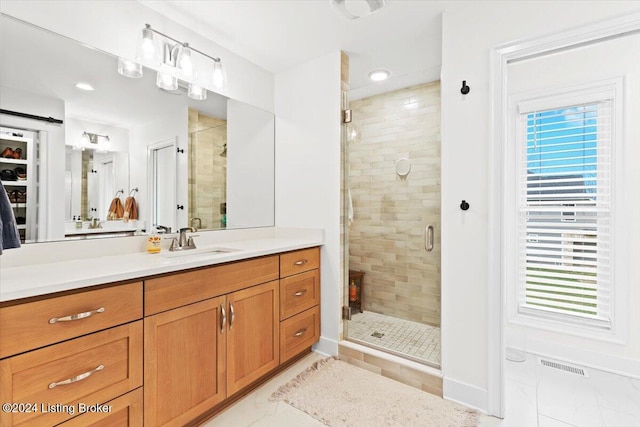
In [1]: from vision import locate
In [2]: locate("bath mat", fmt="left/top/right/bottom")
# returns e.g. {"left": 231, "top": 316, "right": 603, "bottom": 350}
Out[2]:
{"left": 270, "top": 357, "right": 479, "bottom": 427}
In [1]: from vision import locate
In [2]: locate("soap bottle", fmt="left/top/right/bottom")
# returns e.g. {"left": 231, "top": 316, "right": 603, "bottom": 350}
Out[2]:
{"left": 349, "top": 279, "right": 357, "bottom": 302}
{"left": 75, "top": 215, "right": 82, "bottom": 229}
{"left": 147, "top": 227, "right": 161, "bottom": 254}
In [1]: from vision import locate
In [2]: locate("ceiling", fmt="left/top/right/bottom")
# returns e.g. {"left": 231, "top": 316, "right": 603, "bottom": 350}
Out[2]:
{"left": 140, "top": 0, "right": 446, "bottom": 98}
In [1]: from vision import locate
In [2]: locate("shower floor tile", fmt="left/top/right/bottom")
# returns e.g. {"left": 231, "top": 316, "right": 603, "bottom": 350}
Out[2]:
{"left": 347, "top": 311, "right": 441, "bottom": 367}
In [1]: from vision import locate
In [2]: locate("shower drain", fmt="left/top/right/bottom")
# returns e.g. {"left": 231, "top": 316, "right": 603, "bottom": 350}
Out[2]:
{"left": 371, "top": 332, "right": 385, "bottom": 338}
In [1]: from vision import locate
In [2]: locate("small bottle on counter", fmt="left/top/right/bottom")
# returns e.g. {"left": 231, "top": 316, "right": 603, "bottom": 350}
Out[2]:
{"left": 147, "top": 228, "right": 161, "bottom": 254}
{"left": 75, "top": 215, "right": 82, "bottom": 229}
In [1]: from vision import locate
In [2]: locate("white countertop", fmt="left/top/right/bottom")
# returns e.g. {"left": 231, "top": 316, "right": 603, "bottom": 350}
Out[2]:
{"left": 1, "top": 229, "right": 323, "bottom": 303}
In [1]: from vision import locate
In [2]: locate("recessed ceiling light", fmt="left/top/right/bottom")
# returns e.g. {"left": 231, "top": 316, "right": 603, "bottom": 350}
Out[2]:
{"left": 75, "top": 82, "right": 94, "bottom": 91}
{"left": 368, "top": 70, "right": 390, "bottom": 82}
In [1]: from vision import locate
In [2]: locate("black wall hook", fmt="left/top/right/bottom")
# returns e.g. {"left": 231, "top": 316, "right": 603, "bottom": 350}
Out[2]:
{"left": 460, "top": 80, "right": 470, "bottom": 95}
{"left": 460, "top": 200, "right": 470, "bottom": 211}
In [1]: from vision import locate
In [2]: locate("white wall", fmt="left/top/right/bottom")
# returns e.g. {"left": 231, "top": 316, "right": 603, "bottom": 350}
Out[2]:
{"left": 441, "top": 1, "right": 640, "bottom": 412}
{"left": 275, "top": 51, "right": 342, "bottom": 355}
{"left": 226, "top": 100, "right": 275, "bottom": 229}
{"left": 130, "top": 104, "right": 188, "bottom": 232}
{"left": 0, "top": 86, "right": 65, "bottom": 241}
{"left": 0, "top": 0, "right": 274, "bottom": 113}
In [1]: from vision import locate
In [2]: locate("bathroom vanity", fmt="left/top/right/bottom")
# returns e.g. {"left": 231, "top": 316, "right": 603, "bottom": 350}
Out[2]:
{"left": 0, "top": 235, "right": 321, "bottom": 427}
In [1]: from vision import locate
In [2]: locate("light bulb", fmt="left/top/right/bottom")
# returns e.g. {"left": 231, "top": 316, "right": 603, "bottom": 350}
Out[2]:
{"left": 117, "top": 57, "right": 143, "bottom": 78}
{"left": 188, "top": 83, "right": 207, "bottom": 100}
{"left": 156, "top": 71, "right": 178, "bottom": 91}
{"left": 140, "top": 28, "right": 156, "bottom": 58}
{"left": 177, "top": 45, "right": 194, "bottom": 79}
{"left": 211, "top": 60, "right": 227, "bottom": 90}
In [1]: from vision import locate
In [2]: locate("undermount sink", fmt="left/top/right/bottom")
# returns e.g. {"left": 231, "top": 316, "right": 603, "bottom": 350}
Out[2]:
{"left": 162, "top": 247, "right": 239, "bottom": 258}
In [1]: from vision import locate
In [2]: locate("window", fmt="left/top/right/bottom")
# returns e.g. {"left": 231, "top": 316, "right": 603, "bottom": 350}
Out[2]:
{"left": 516, "top": 91, "right": 613, "bottom": 329}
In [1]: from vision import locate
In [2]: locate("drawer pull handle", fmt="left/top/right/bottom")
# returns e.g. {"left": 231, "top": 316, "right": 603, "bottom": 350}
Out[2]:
{"left": 48, "top": 365, "right": 104, "bottom": 389}
{"left": 229, "top": 302, "right": 235, "bottom": 330}
{"left": 49, "top": 307, "right": 105, "bottom": 324}
{"left": 220, "top": 304, "right": 226, "bottom": 334}
{"left": 293, "top": 290, "right": 307, "bottom": 297}
{"left": 294, "top": 259, "right": 308, "bottom": 266}
{"left": 293, "top": 328, "right": 308, "bottom": 337}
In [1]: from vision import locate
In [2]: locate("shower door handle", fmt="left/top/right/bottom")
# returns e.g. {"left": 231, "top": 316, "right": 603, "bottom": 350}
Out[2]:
{"left": 425, "top": 225, "right": 434, "bottom": 252}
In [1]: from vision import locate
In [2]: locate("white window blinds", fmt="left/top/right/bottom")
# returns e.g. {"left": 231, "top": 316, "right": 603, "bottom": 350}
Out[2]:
{"left": 518, "top": 99, "right": 612, "bottom": 327}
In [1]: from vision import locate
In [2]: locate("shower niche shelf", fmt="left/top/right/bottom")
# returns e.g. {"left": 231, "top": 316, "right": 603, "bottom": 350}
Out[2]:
{"left": 348, "top": 270, "right": 364, "bottom": 314}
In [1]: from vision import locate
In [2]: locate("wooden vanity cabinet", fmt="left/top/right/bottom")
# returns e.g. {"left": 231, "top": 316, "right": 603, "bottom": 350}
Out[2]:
{"left": 144, "top": 297, "right": 227, "bottom": 427}
{"left": 226, "top": 280, "right": 279, "bottom": 396}
{"left": 278, "top": 248, "right": 321, "bottom": 363}
{"left": 56, "top": 388, "right": 143, "bottom": 427}
{"left": 1, "top": 247, "right": 320, "bottom": 427}
{"left": 143, "top": 259, "right": 280, "bottom": 427}
{"left": 0, "top": 283, "right": 143, "bottom": 427}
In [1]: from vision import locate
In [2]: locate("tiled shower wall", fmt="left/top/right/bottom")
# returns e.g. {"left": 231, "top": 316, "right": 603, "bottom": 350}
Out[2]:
{"left": 348, "top": 82, "right": 441, "bottom": 326}
{"left": 188, "top": 109, "right": 227, "bottom": 230}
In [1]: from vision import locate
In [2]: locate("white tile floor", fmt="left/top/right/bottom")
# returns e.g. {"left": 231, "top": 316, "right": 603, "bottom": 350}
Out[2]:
{"left": 202, "top": 351, "right": 639, "bottom": 427}
{"left": 481, "top": 353, "right": 640, "bottom": 427}
{"left": 346, "top": 310, "right": 441, "bottom": 366}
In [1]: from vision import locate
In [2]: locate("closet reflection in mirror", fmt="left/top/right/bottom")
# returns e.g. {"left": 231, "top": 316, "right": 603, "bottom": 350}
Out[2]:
{"left": 0, "top": 14, "right": 275, "bottom": 243}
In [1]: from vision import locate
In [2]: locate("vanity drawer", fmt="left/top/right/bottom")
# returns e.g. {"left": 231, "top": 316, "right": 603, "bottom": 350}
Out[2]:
{"left": 280, "top": 306, "right": 320, "bottom": 363}
{"left": 280, "top": 247, "right": 320, "bottom": 277}
{"left": 57, "top": 387, "right": 143, "bottom": 427}
{"left": 280, "top": 270, "right": 320, "bottom": 320}
{"left": 0, "top": 321, "right": 143, "bottom": 427}
{"left": 0, "top": 282, "right": 143, "bottom": 358}
{"left": 145, "top": 255, "right": 279, "bottom": 315}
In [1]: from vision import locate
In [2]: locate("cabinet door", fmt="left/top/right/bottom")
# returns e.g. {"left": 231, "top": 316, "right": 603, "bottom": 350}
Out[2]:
{"left": 144, "top": 297, "right": 226, "bottom": 427}
{"left": 226, "top": 280, "right": 279, "bottom": 395}
{"left": 57, "top": 388, "right": 143, "bottom": 427}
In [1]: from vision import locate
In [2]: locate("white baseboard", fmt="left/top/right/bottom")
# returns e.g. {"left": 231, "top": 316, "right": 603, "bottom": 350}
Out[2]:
{"left": 313, "top": 336, "right": 339, "bottom": 357}
{"left": 443, "top": 377, "right": 488, "bottom": 413}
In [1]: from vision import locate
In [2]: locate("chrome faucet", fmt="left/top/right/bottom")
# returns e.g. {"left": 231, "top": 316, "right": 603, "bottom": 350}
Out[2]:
{"left": 169, "top": 227, "right": 198, "bottom": 251}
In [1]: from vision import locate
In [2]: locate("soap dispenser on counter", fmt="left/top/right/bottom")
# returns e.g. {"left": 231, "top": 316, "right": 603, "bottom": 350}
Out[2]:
{"left": 147, "top": 227, "right": 161, "bottom": 254}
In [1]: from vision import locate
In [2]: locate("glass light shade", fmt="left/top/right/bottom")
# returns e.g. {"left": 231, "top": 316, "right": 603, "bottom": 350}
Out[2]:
{"left": 188, "top": 83, "right": 207, "bottom": 100}
{"left": 117, "top": 57, "right": 143, "bottom": 78}
{"left": 177, "top": 45, "right": 194, "bottom": 79}
{"left": 72, "top": 138, "right": 85, "bottom": 151}
{"left": 211, "top": 60, "right": 227, "bottom": 91}
{"left": 136, "top": 27, "right": 161, "bottom": 66}
{"left": 156, "top": 71, "right": 178, "bottom": 91}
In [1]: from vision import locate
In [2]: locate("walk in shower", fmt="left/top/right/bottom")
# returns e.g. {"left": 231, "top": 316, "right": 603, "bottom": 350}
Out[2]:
{"left": 188, "top": 108, "right": 227, "bottom": 230}
{"left": 343, "top": 82, "right": 441, "bottom": 368}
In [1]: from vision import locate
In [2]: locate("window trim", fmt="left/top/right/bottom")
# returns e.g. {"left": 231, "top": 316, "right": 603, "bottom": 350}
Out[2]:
{"left": 506, "top": 77, "right": 624, "bottom": 341}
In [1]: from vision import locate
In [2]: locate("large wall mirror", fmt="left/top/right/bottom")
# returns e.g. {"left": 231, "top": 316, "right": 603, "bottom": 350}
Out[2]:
{"left": 0, "top": 14, "right": 275, "bottom": 243}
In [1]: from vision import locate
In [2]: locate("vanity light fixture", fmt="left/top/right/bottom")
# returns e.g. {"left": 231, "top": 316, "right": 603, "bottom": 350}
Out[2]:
{"left": 74, "top": 131, "right": 110, "bottom": 152}
{"left": 117, "top": 23, "right": 227, "bottom": 100}
{"left": 368, "top": 69, "right": 390, "bottom": 82}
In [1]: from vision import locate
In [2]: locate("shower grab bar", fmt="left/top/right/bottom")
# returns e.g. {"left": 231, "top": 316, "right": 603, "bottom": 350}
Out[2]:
{"left": 425, "top": 225, "right": 434, "bottom": 252}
